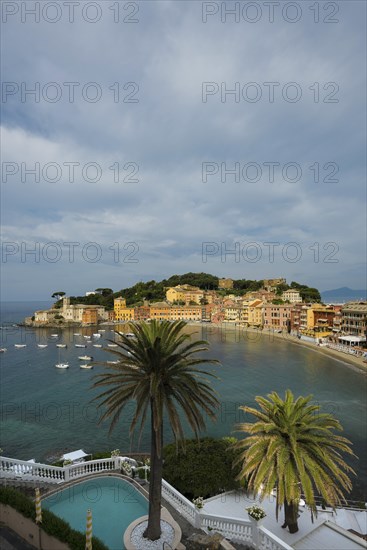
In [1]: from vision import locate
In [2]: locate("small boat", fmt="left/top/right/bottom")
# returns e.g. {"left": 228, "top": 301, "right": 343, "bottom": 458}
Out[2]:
{"left": 107, "top": 360, "right": 119, "bottom": 364}
{"left": 98, "top": 329, "right": 106, "bottom": 332}
{"left": 37, "top": 344, "right": 48, "bottom": 348}
{"left": 74, "top": 333, "right": 81, "bottom": 336}
{"left": 83, "top": 335, "right": 91, "bottom": 339}
{"left": 0, "top": 348, "right": 7, "bottom": 352}
{"left": 78, "top": 355, "right": 93, "bottom": 361}
{"left": 55, "top": 363, "right": 69, "bottom": 369}
{"left": 51, "top": 334, "right": 59, "bottom": 337}
{"left": 75, "top": 344, "right": 87, "bottom": 348}
{"left": 56, "top": 344, "right": 67, "bottom": 348}
{"left": 93, "top": 333, "right": 101, "bottom": 338}
{"left": 93, "top": 344, "right": 102, "bottom": 348}
{"left": 125, "top": 333, "right": 135, "bottom": 338}
{"left": 80, "top": 364, "right": 93, "bottom": 369}
{"left": 14, "top": 344, "right": 27, "bottom": 348}
{"left": 107, "top": 344, "right": 118, "bottom": 348}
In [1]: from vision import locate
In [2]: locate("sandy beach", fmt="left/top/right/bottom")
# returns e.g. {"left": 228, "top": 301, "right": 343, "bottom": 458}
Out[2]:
{"left": 187, "top": 322, "right": 367, "bottom": 374}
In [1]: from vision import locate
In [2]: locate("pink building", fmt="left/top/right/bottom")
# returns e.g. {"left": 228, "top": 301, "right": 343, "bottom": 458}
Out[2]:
{"left": 263, "top": 304, "right": 293, "bottom": 330}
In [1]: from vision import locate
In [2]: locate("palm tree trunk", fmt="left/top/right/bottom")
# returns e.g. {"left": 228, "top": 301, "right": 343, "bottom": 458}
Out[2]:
{"left": 144, "top": 406, "right": 163, "bottom": 541}
{"left": 283, "top": 500, "right": 299, "bottom": 533}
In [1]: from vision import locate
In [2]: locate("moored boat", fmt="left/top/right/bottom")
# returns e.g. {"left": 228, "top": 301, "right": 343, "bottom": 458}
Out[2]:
{"left": 37, "top": 344, "right": 48, "bottom": 348}
{"left": 78, "top": 355, "right": 93, "bottom": 360}
{"left": 75, "top": 344, "right": 87, "bottom": 348}
{"left": 80, "top": 364, "right": 93, "bottom": 369}
{"left": 56, "top": 344, "right": 67, "bottom": 348}
{"left": 55, "top": 363, "right": 69, "bottom": 369}
{"left": 0, "top": 348, "right": 7, "bottom": 352}
{"left": 93, "top": 344, "right": 102, "bottom": 348}
{"left": 14, "top": 344, "right": 27, "bottom": 348}
{"left": 107, "top": 344, "right": 118, "bottom": 347}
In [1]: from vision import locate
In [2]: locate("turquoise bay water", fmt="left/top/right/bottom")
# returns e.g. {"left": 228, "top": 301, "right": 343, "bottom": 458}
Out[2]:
{"left": 0, "top": 302, "right": 366, "bottom": 499}
{"left": 42, "top": 476, "right": 148, "bottom": 549}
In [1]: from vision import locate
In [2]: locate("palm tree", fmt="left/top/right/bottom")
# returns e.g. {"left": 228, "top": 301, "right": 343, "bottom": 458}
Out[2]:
{"left": 234, "top": 390, "right": 355, "bottom": 533}
{"left": 92, "top": 320, "right": 220, "bottom": 541}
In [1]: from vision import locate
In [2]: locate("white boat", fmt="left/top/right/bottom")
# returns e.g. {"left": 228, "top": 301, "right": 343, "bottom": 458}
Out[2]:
{"left": 107, "top": 344, "right": 118, "bottom": 347}
{"left": 14, "top": 344, "right": 27, "bottom": 348}
{"left": 74, "top": 333, "right": 81, "bottom": 336}
{"left": 80, "top": 364, "right": 93, "bottom": 369}
{"left": 55, "top": 363, "right": 69, "bottom": 369}
{"left": 0, "top": 348, "right": 7, "bottom": 352}
{"left": 98, "top": 329, "right": 106, "bottom": 332}
{"left": 37, "top": 344, "right": 48, "bottom": 348}
{"left": 78, "top": 355, "right": 92, "bottom": 361}
{"left": 75, "top": 344, "right": 86, "bottom": 348}
{"left": 93, "top": 333, "right": 101, "bottom": 338}
{"left": 51, "top": 334, "right": 59, "bottom": 337}
{"left": 56, "top": 344, "right": 67, "bottom": 348}
{"left": 93, "top": 344, "right": 102, "bottom": 348}
{"left": 83, "top": 335, "right": 91, "bottom": 339}
{"left": 107, "top": 360, "right": 119, "bottom": 364}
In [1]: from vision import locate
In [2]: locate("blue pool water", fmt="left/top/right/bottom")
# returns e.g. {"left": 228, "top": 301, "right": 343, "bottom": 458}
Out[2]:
{"left": 42, "top": 476, "right": 148, "bottom": 549}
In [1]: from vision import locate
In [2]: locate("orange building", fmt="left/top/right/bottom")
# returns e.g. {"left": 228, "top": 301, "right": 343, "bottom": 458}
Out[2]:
{"left": 82, "top": 308, "right": 98, "bottom": 325}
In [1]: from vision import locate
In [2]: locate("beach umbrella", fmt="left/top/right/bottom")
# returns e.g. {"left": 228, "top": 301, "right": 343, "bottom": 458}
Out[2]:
{"left": 85, "top": 508, "right": 92, "bottom": 550}
{"left": 35, "top": 488, "right": 42, "bottom": 523}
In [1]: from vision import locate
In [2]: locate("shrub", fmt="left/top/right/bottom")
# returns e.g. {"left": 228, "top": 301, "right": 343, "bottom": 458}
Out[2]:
{"left": 163, "top": 437, "right": 242, "bottom": 499}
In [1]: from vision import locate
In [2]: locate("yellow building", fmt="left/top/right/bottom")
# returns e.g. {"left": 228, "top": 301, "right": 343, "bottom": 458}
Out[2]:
{"left": 166, "top": 285, "right": 204, "bottom": 305}
{"left": 247, "top": 300, "right": 263, "bottom": 327}
{"left": 150, "top": 302, "right": 202, "bottom": 321}
{"left": 114, "top": 297, "right": 135, "bottom": 321}
{"left": 218, "top": 278, "right": 234, "bottom": 290}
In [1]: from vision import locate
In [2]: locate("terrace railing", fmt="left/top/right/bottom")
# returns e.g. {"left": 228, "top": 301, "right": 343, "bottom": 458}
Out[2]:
{"left": 0, "top": 456, "right": 122, "bottom": 484}
{"left": 161, "top": 478, "right": 197, "bottom": 524}
{"left": 161, "top": 479, "right": 293, "bottom": 550}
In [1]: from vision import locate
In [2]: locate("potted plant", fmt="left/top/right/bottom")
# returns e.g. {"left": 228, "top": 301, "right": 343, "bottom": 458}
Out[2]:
{"left": 110, "top": 449, "right": 120, "bottom": 458}
{"left": 193, "top": 496, "right": 204, "bottom": 510}
{"left": 246, "top": 505, "right": 266, "bottom": 522}
{"left": 121, "top": 460, "right": 132, "bottom": 477}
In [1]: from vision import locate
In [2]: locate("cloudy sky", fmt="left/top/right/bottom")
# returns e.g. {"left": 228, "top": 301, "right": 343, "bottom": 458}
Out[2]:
{"left": 1, "top": 0, "right": 366, "bottom": 300}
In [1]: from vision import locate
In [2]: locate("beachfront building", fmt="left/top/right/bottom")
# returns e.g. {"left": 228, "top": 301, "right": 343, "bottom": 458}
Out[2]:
{"left": 81, "top": 308, "right": 98, "bottom": 325}
{"left": 166, "top": 285, "right": 204, "bottom": 305}
{"left": 218, "top": 278, "right": 234, "bottom": 290}
{"left": 247, "top": 300, "right": 263, "bottom": 327}
{"left": 281, "top": 289, "right": 302, "bottom": 303}
{"left": 150, "top": 302, "right": 202, "bottom": 321}
{"left": 114, "top": 297, "right": 135, "bottom": 321}
{"left": 33, "top": 308, "right": 60, "bottom": 324}
{"left": 134, "top": 305, "right": 151, "bottom": 321}
{"left": 341, "top": 302, "right": 367, "bottom": 337}
{"left": 263, "top": 304, "right": 293, "bottom": 330}
{"left": 61, "top": 297, "right": 107, "bottom": 323}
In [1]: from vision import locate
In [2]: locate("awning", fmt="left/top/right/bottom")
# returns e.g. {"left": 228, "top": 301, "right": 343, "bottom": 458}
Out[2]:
{"left": 338, "top": 336, "right": 366, "bottom": 343}
{"left": 62, "top": 449, "right": 89, "bottom": 462}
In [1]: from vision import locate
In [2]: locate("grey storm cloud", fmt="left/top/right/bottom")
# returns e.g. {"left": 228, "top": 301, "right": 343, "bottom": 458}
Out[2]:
{"left": 1, "top": 0, "right": 366, "bottom": 299}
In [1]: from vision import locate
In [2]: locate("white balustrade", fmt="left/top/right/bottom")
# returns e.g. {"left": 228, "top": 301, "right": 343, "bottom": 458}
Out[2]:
{"left": 259, "top": 526, "right": 294, "bottom": 550}
{"left": 161, "top": 479, "right": 197, "bottom": 523}
{"left": 0, "top": 457, "right": 65, "bottom": 483}
{"left": 199, "top": 513, "right": 253, "bottom": 544}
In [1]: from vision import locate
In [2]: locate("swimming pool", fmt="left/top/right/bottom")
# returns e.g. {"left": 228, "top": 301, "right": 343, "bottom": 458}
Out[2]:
{"left": 42, "top": 475, "right": 148, "bottom": 549}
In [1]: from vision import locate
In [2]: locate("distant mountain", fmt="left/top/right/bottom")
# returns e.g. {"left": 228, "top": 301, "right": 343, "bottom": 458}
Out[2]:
{"left": 321, "top": 287, "right": 366, "bottom": 303}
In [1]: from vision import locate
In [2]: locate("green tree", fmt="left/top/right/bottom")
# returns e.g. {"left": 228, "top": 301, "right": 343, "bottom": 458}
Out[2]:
{"left": 163, "top": 437, "right": 241, "bottom": 499}
{"left": 92, "top": 320, "right": 219, "bottom": 541}
{"left": 234, "top": 390, "right": 355, "bottom": 533}
{"left": 51, "top": 291, "right": 65, "bottom": 300}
